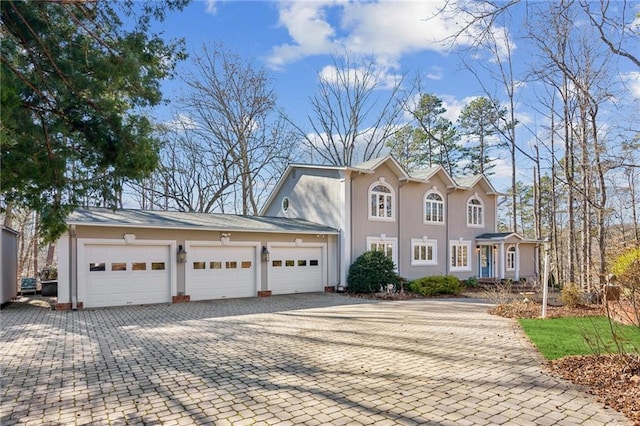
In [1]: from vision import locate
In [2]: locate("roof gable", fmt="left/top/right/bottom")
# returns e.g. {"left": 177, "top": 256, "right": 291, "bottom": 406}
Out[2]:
{"left": 454, "top": 174, "right": 500, "bottom": 195}
{"left": 409, "top": 165, "right": 457, "bottom": 187}
{"left": 353, "top": 155, "right": 411, "bottom": 180}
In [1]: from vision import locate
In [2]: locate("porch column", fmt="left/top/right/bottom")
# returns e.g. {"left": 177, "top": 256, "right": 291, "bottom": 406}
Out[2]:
{"left": 499, "top": 242, "right": 505, "bottom": 280}
{"left": 515, "top": 243, "right": 520, "bottom": 282}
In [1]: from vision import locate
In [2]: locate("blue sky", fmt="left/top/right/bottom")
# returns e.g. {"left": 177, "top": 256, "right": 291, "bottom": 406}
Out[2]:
{"left": 149, "top": 0, "right": 640, "bottom": 191}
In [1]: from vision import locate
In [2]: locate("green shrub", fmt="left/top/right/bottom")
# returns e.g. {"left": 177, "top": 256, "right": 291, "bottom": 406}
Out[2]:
{"left": 409, "top": 275, "right": 462, "bottom": 297}
{"left": 465, "top": 276, "right": 479, "bottom": 288}
{"left": 560, "top": 283, "right": 582, "bottom": 308}
{"left": 347, "top": 250, "right": 398, "bottom": 294}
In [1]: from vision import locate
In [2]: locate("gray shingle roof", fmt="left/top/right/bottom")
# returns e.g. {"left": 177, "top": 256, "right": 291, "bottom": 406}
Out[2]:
{"left": 67, "top": 208, "right": 339, "bottom": 234}
{"left": 476, "top": 232, "right": 519, "bottom": 240}
{"left": 409, "top": 166, "right": 441, "bottom": 181}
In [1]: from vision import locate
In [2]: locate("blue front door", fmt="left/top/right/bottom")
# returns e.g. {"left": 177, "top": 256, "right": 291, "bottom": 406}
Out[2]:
{"left": 480, "top": 246, "right": 493, "bottom": 278}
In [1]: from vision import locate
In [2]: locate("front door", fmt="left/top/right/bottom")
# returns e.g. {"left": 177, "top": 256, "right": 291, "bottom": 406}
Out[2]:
{"left": 479, "top": 245, "right": 493, "bottom": 278}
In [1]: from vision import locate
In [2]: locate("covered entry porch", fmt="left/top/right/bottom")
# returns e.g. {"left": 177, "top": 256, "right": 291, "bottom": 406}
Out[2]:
{"left": 475, "top": 233, "right": 540, "bottom": 282}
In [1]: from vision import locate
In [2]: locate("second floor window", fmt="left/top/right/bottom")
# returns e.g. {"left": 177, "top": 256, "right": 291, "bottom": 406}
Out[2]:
{"left": 467, "top": 197, "right": 484, "bottom": 227}
{"left": 424, "top": 192, "right": 444, "bottom": 224}
{"left": 369, "top": 183, "right": 394, "bottom": 220}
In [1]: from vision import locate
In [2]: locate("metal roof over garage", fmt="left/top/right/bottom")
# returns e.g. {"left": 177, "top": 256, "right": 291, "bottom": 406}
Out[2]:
{"left": 67, "top": 208, "right": 340, "bottom": 235}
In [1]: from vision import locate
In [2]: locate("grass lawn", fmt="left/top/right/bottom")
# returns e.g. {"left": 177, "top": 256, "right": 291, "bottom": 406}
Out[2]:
{"left": 518, "top": 316, "right": 640, "bottom": 360}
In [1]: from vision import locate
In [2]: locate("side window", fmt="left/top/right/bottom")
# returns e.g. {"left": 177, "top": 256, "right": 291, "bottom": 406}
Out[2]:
{"left": 506, "top": 246, "right": 516, "bottom": 270}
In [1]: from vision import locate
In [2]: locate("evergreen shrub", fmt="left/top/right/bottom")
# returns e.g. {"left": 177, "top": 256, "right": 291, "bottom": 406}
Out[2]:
{"left": 347, "top": 250, "right": 398, "bottom": 294}
{"left": 409, "top": 275, "right": 462, "bottom": 296}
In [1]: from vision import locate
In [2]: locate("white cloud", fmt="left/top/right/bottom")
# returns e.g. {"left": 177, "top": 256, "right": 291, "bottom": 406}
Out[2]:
{"left": 267, "top": 1, "right": 338, "bottom": 69}
{"left": 622, "top": 72, "right": 640, "bottom": 99}
{"left": 317, "top": 63, "right": 401, "bottom": 91}
{"left": 205, "top": 0, "right": 217, "bottom": 15}
{"left": 267, "top": 0, "right": 499, "bottom": 70}
{"left": 165, "top": 113, "right": 198, "bottom": 131}
{"left": 439, "top": 95, "right": 476, "bottom": 123}
{"left": 426, "top": 66, "right": 444, "bottom": 81}
{"left": 490, "top": 157, "right": 513, "bottom": 180}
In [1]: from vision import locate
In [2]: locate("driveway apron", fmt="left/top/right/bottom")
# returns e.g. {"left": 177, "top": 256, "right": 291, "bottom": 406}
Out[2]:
{"left": 0, "top": 294, "right": 631, "bottom": 425}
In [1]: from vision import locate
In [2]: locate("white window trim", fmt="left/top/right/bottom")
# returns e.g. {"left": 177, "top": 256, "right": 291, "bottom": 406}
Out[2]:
{"left": 506, "top": 245, "right": 516, "bottom": 271}
{"left": 368, "top": 181, "right": 395, "bottom": 222}
{"left": 366, "top": 236, "right": 398, "bottom": 269}
{"left": 450, "top": 240, "right": 472, "bottom": 272}
{"left": 423, "top": 190, "right": 445, "bottom": 225}
{"left": 466, "top": 196, "right": 485, "bottom": 228}
{"left": 411, "top": 238, "right": 438, "bottom": 266}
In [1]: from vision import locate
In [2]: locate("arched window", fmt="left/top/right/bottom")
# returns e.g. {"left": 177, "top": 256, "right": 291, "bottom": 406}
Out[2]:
{"left": 467, "top": 196, "right": 484, "bottom": 227}
{"left": 369, "top": 182, "right": 394, "bottom": 220}
{"left": 424, "top": 191, "right": 444, "bottom": 224}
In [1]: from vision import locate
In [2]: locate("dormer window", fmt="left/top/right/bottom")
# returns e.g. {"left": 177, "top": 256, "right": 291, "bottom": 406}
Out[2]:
{"left": 424, "top": 191, "right": 444, "bottom": 224}
{"left": 467, "top": 196, "right": 484, "bottom": 227}
{"left": 369, "top": 181, "right": 395, "bottom": 221}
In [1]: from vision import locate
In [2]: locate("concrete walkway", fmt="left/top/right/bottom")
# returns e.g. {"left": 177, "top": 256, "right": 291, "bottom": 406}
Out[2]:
{"left": 0, "top": 294, "right": 631, "bottom": 425}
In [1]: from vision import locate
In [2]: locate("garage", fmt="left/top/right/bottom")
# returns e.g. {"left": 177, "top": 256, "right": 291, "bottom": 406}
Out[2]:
{"left": 57, "top": 208, "right": 338, "bottom": 309}
{"left": 80, "top": 242, "right": 172, "bottom": 308}
{"left": 268, "top": 245, "right": 324, "bottom": 295}
{"left": 186, "top": 243, "right": 258, "bottom": 300}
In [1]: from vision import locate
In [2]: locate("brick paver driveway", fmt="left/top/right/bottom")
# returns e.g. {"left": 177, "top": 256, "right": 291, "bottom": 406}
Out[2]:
{"left": 0, "top": 294, "right": 630, "bottom": 425}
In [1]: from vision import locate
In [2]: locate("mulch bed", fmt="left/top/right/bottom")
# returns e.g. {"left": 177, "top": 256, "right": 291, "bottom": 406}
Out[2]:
{"left": 549, "top": 354, "right": 640, "bottom": 425}
{"left": 490, "top": 301, "right": 640, "bottom": 426}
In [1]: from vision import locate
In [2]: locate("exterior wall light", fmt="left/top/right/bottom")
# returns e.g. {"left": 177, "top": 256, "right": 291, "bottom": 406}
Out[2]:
{"left": 177, "top": 245, "right": 187, "bottom": 263}
{"left": 261, "top": 246, "right": 270, "bottom": 262}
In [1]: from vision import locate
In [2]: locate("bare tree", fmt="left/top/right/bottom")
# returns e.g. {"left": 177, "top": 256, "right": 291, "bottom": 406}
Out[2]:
{"left": 580, "top": 0, "right": 640, "bottom": 68}
{"left": 292, "top": 52, "right": 406, "bottom": 166}
{"left": 137, "top": 44, "right": 296, "bottom": 215}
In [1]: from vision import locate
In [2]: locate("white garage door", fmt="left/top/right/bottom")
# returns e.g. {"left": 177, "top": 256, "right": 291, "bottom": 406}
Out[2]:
{"left": 268, "top": 246, "right": 323, "bottom": 295}
{"left": 187, "top": 245, "right": 256, "bottom": 301}
{"left": 84, "top": 244, "right": 171, "bottom": 308}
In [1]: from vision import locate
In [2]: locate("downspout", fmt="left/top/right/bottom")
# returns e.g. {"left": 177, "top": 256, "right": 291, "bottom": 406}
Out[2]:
{"left": 445, "top": 190, "right": 452, "bottom": 275}
{"left": 350, "top": 173, "right": 354, "bottom": 281}
{"left": 397, "top": 181, "right": 409, "bottom": 277}
{"left": 336, "top": 230, "right": 341, "bottom": 288}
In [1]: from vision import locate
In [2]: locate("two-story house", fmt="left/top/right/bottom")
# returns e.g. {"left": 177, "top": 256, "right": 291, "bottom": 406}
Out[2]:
{"left": 52, "top": 155, "right": 539, "bottom": 309}
{"left": 261, "top": 155, "right": 539, "bottom": 287}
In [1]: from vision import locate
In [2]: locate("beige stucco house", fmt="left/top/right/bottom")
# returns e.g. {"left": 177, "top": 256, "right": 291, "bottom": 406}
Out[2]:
{"left": 261, "top": 155, "right": 540, "bottom": 287}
